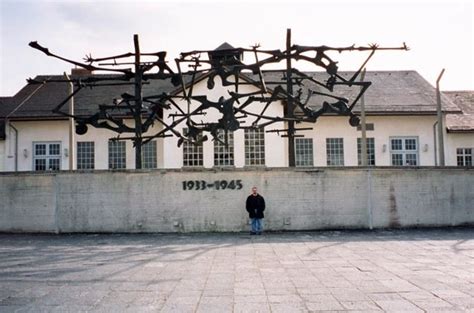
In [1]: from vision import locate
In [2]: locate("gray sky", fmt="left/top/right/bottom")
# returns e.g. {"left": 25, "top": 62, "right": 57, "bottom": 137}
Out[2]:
{"left": 0, "top": 0, "right": 472, "bottom": 96}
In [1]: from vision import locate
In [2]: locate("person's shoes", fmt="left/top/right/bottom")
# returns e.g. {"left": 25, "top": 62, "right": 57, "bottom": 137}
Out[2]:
{"left": 250, "top": 232, "right": 256, "bottom": 235}
{"left": 256, "top": 232, "right": 262, "bottom": 235}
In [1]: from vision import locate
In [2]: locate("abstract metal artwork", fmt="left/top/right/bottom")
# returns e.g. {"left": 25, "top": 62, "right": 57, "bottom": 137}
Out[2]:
{"left": 29, "top": 30, "right": 408, "bottom": 168}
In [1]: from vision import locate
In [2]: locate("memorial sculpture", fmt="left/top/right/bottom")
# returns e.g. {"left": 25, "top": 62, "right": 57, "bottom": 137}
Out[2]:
{"left": 29, "top": 30, "right": 408, "bottom": 168}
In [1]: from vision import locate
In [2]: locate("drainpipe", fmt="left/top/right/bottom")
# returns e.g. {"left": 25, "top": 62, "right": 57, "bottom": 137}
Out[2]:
{"left": 63, "top": 72, "right": 75, "bottom": 170}
{"left": 433, "top": 121, "right": 438, "bottom": 166}
{"left": 436, "top": 69, "right": 445, "bottom": 166}
{"left": 7, "top": 121, "right": 18, "bottom": 171}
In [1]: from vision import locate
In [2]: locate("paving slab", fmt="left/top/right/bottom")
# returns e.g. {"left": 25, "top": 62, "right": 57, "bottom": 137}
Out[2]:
{"left": 0, "top": 228, "right": 472, "bottom": 312}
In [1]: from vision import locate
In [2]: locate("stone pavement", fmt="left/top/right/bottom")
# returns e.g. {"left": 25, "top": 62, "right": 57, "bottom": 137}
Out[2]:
{"left": 0, "top": 228, "right": 473, "bottom": 312}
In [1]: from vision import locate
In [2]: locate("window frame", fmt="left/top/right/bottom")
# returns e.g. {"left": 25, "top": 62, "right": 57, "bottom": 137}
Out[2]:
{"left": 108, "top": 140, "right": 126, "bottom": 169}
{"left": 244, "top": 128, "right": 265, "bottom": 166}
{"left": 389, "top": 136, "right": 419, "bottom": 166}
{"left": 32, "top": 141, "right": 61, "bottom": 171}
{"left": 326, "top": 138, "right": 344, "bottom": 166}
{"left": 77, "top": 141, "right": 95, "bottom": 170}
{"left": 142, "top": 140, "right": 157, "bottom": 169}
{"left": 357, "top": 137, "right": 376, "bottom": 166}
{"left": 182, "top": 128, "right": 204, "bottom": 167}
{"left": 214, "top": 130, "right": 234, "bottom": 167}
{"left": 295, "top": 138, "right": 314, "bottom": 167}
{"left": 456, "top": 148, "right": 472, "bottom": 167}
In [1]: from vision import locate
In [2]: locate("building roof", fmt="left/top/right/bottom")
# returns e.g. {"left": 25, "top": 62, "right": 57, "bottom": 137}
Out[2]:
{"left": 5, "top": 70, "right": 462, "bottom": 120}
{"left": 213, "top": 42, "right": 236, "bottom": 51}
{"left": 253, "top": 70, "right": 460, "bottom": 115}
{"left": 6, "top": 74, "right": 179, "bottom": 119}
{"left": 0, "top": 96, "right": 15, "bottom": 118}
{"left": 444, "top": 91, "right": 474, "bottom": 132}
{"left": 0, "top": 97, "right": 13, "bottom": 140}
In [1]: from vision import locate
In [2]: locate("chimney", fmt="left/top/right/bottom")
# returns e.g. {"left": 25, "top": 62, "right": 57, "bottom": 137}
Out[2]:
{"left": 208, "top": 42, "right": 243, "bottom": 67}
{"left": 71, "top": 67, "right": 93, "bottom": 76}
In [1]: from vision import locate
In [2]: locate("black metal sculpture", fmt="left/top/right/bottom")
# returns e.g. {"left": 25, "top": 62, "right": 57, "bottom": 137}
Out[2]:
{"left": 28, "top": 30, "right": 408, "bottom": 168}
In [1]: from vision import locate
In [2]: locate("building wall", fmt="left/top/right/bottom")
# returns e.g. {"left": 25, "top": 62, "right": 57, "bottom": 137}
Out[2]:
{"left": 162, "top": 76, "right": 287, "bottom": 168}
{"left": 2, "top": 114, "right": 471, "bottom": 171}
{"left": 1, "top": 87, "right": 471, "bottom": 171}
{"left": 5, "top": 120, "right": 70, "bottom": 171}
{"left": 71, "top": 121, "right": 164, "bottom": 170}
{"left": 445, "top": 132, "right": 474, "bottom": 166}
{"left": 2, "top": 120, "right": 164, "bottom": 171}
{"left": 0, "top": 141, "right": 4, "bottom": 171}
{"left": 0, "top": 168, "right": 472, "bottom": 233}
{"left": 297, "top": 115, "right": 439, "bottom": 166}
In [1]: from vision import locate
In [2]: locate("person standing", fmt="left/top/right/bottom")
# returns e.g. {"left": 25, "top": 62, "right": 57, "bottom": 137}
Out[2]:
{"left": 246, "top": 186, "right": 265, "bottom": 235}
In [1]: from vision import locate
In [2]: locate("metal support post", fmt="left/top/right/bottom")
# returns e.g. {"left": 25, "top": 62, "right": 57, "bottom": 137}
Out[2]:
{"left": 134, "top": 34, "right": 143, "bottom": 169}
{"left": 286, "top": 29, "right": 295, "bottom": 167}
{"left": 436, "top": 69, "right": 445, "bottom": 166}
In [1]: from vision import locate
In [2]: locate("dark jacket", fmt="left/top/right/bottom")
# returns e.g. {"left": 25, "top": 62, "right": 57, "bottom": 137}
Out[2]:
{"left": 246, "top": 194, "right": 265, "bottom": 219}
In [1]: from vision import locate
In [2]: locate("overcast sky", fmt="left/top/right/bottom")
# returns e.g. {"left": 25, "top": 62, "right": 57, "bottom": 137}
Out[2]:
{"left": 0, "top": 0, "right": 472, "bottom": 96}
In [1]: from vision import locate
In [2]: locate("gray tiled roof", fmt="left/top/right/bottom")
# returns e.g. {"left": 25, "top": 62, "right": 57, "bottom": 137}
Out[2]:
{"left": 213, "top": 42, "right": 236, "bottom": 51}
{"left": 0, "top": 97, "right": 13, "bottom": 140}
{"left": 253, "top": 70, "right": 460, "bottom": 114}
{"left": 7, "top": 74, "right": 179, "bottom": 119}
{"left": 444, "top": 91, "right": 474, "bottom": 132}
{"left": 6, "top": 70, "right": 461, "bottom": 120}
{"left": 0, "top": 97, "right": 14, "bottom": 118}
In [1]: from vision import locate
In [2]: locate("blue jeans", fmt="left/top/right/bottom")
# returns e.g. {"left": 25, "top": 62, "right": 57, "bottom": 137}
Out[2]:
{"left": 251, "top": 218, "right": 263, "bottom": 233}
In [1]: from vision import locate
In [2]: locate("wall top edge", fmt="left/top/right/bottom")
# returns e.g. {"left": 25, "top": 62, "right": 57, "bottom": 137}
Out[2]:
{"left": 0, "top": 166, "right": 472, "bottom": 177}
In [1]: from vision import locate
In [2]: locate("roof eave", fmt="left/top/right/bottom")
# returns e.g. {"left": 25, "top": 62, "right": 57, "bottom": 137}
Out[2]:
{"left": 446, "top": 129, "right": 474, "bottom": 133}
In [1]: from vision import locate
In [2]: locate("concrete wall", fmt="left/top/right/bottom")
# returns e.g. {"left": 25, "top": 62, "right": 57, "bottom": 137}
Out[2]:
{"left": 0, "top": 168, "right": 472, "bottom": 233}
{"left": 0, "top": 141, "right": 4, "bottom": 172}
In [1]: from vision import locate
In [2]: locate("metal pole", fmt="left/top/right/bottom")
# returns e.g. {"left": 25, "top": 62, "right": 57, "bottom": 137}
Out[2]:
{"left": 433, "top": 121, "right": 438, "bottom": 166}
{"left": 286, "top": 29, "right": 295, "bottom": 167}
{"left": 360, "top": 68, "right": 367, "bottom": 166}
{"left": 63, "top": 72, "right": 75, "bottom": 170}
{"left": 436, "top": 69, "right": 445, "bottom": 166}
{"left": 360, "top": 69, "right": 372, "bottom": 229}
{"left": 134, "top": 34, "right": 143, "bottom": 169}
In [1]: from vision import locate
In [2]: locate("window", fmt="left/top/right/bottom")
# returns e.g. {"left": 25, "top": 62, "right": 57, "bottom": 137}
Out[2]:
{"left": 77, "top": 141, "right": 94, "bottom": 170}
{"left": 108, "top": 140, "right": 126, "bottom": 169}
{"left": 390, "top": 137, "right": 418, "bottom": 166}
{"left": 33, "top": 142, "right": 61, "bottom": 171}
{"left": 245, "top": 128, "right": 265, "bottom": 166}
{"left": 295, "top": 138, "right": 313, "bottom": 167}
{"left": 142, "top": 141, "right": 157, "bottom": 169}
{"left": 326, "top": 138, "right": 344, "bottom": 166}
{"left": 356, "top": 123, "right": 374, "bottom": 131}
{"left": 457, "top": 148, "right": 472, "bottom": 166}
{"left": 183, "top": 128, "right": 203, "bottom": 167}
{"left": 357, "top": 137, "right": 375, "bottom": 166}
{"left": 214, "top": 130, "right": 234, "bottom": 166}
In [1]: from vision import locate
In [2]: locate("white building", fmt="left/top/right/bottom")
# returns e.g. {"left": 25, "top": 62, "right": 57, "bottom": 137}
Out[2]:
{"left": 444, "top": 91, "right": 474, "bottom": 166}
{"left": 0, "top": 67, "right": 472, "bottom": 172}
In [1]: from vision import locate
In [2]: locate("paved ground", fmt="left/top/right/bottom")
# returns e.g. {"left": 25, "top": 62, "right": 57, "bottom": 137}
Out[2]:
{"left": 0, "top": 228, "right": 473, "bottom": 313}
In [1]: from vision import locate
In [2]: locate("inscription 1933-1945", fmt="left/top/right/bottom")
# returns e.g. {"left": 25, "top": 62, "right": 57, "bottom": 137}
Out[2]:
{"left": 182, "top": 180, "right": 243, "bottom": 191}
